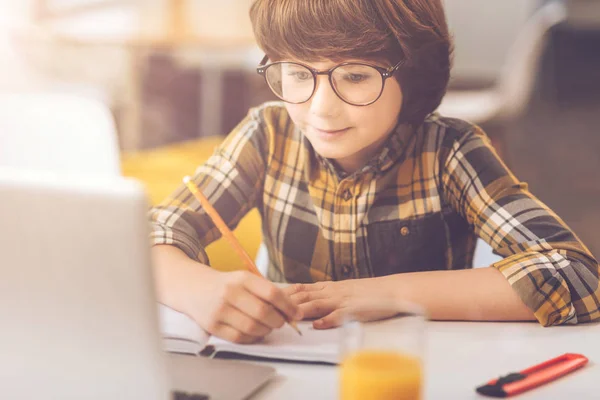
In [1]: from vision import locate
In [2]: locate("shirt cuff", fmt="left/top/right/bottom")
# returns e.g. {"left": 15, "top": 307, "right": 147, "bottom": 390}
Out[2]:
{"left": 492, "top": 251, "right": 577, "bottom": 327}
{"left": 150, "top": 227, "right": 210, "bottom": 266}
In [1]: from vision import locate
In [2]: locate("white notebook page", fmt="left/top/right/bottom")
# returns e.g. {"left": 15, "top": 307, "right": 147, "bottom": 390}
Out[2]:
{"left": 207, "top": 321, "right": 340, "bottom": 364}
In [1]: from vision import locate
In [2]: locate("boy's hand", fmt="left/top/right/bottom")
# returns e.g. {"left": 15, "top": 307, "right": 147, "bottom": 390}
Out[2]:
{"left": 193, "top": 270, "right": 302, "bottom": 344}
{"left": 283, "top": 279, "right": 399, "bottom": 329}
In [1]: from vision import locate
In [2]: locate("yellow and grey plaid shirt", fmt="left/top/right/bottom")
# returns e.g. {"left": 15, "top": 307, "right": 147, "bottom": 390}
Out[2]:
{"left": 150, "top": 102, "right": 599, "bottom": 327}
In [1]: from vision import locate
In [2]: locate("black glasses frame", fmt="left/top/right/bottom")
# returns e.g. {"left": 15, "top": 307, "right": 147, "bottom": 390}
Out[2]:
{"left": 256, "top": 55, "right": 403, "bottom": 106}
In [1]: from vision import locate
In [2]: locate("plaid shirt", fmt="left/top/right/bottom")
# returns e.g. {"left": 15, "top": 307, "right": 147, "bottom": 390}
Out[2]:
{"left": 150, "top": 102, "right": 599, "bottom": 327}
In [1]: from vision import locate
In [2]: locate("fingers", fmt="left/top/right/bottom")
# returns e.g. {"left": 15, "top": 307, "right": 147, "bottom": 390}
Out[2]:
{"left": 284, "top": 282, "right": 330, "bottom": 308}
{"left": 283, "top": 282, "right": 328, "bottom": 296}
{"left": 196, "top": 271, "right": 309, "bottom": 344}
{"left": 282, "top": 283, "right": 305, "bottom": 297}
{"left": 313, "top": 309, "right": 345, "bottom": 330}
{"left": 226, "top": 285, "right": 287, "bottom": 329}
{"left": 298, "top": 299, "right": 337, "bottom": 320}
{"left": 288, "top": 287, "right": 329, "bottom": 306}
{"left": 218, "top": 303, "right": 273, "bottom": 338}
{"left": 242, "top": 274, "right": 302, "bottom": 322}
{"left": 210, "top": 321, "right": 264, "bottom": 344}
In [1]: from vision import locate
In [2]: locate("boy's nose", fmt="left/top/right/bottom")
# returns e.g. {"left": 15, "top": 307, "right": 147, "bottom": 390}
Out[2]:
{"left": 309, "top": 76, "right": 343, "bottom": 118}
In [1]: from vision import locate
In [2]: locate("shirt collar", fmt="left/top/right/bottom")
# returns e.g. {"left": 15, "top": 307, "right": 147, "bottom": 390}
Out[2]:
{"left": 308, "top": 121, "right": 415, "bottom": 180}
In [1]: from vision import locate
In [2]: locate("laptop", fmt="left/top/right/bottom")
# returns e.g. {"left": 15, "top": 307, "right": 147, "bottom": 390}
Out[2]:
{"left": 0, "top": 169, "right": 275, "bottom": 400}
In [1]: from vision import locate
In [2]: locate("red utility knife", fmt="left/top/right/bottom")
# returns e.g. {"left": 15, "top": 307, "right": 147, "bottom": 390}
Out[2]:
{"left": 476, "top": 353, "right": 588, "bottom": 397}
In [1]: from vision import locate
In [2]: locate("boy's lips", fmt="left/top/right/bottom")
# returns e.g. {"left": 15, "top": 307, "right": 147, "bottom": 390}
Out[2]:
{"left": 311, "top": 126, "right": 351, "bottom": 136}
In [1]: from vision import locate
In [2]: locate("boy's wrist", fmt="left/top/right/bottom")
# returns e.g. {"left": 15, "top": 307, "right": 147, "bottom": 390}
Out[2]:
{"left": 152, "top": 245, "right": 218, "bottom": 314}
{"left": 356, "top": 274, "right": 406, "bottom": 308}
{"left": 372, "top": 274, "right": 416, "bottom": 310}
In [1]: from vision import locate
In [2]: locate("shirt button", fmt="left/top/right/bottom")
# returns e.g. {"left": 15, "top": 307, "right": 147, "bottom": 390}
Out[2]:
{"left": 400, "top": 226, "right": 410, "bottom": 236}
{"left": 341, "top": 264, "right": 353, "bottom": 278}
{"left": 342, "top": 189, "right": 352, "bottom": 201}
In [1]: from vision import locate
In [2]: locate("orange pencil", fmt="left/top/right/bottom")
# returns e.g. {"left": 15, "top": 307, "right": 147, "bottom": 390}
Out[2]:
{"left": 183, "top": 176, "right": 302, "bottom": 336}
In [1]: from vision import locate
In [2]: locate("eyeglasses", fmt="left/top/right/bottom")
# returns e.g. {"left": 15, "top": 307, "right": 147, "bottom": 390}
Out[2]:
{"left": 256, "top": 55, "right": 403, "bottom": 106}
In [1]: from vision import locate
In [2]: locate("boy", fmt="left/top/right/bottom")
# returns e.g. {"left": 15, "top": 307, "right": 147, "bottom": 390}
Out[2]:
{"left": 150, "top": 0, "right": 599, "bottom": 343}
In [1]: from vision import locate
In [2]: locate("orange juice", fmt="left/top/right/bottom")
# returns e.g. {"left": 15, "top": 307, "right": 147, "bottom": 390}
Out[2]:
{"left": 340, "top": 351, "right": 422, "bottom": 400}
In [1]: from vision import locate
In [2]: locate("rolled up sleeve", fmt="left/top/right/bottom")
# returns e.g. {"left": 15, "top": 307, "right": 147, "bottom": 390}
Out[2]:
{"left": 149, "top": 106, "right": 270, "bottom": 265}
{"left": 442, "top": 125, "right": 600, "bottom": 326}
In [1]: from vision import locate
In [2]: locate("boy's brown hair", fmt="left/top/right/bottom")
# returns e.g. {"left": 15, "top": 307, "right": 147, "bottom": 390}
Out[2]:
{"left": 250, "top": 0, "right": 452, "bottom": 124}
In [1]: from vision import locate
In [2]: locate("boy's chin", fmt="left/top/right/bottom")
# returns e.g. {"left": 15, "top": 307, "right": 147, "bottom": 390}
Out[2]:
{"left": 307, "top": 140, "right": 351, "bottom": 160}
{"left": 312, "top": 146, "right": 349, "bottom": 161}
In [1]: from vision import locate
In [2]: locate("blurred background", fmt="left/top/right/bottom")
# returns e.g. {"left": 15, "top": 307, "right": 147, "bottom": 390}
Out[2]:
{"left": 0, "top": 0, "right": 599, "bottom": 266}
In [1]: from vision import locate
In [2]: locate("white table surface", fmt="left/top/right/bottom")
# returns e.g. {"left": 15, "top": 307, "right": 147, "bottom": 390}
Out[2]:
{"left": 249, "top": 321, "right": 600, "bottom": 399}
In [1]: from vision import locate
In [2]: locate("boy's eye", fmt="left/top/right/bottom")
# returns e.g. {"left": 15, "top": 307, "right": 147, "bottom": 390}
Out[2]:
{"left": 344, "top": 73, "right": 369, "bottom": 83}
{"left": 288, "top": 71, "right": 312, "bottom": 81}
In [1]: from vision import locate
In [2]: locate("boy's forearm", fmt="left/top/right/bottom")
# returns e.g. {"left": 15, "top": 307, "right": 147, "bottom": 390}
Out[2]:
{"left": 151, "top": 245, "right": 218, "bottom": 314}
{"left": 382, "top": 267, "right": 536, "bottom": 322}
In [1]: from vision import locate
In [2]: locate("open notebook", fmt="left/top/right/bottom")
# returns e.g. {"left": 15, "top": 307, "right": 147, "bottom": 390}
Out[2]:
{"left": 159, "top": 304, "right": 340, "bottom": 364}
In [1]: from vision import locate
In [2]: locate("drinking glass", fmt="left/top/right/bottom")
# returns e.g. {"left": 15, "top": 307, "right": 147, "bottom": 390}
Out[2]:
{"left": 339, "top": 301, "right": 426, "bottom": 400}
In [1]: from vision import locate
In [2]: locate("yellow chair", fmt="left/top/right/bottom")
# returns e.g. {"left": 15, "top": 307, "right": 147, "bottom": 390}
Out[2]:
{"left": 121, "top": 137, "right": 262, "bottom": 272}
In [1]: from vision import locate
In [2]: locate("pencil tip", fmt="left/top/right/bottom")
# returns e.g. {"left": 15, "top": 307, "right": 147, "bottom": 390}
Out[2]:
{"left": 183, "top": 176, "right": 190, "bottom": 184}
{"left": 289, "top": 322, "right": 302, "bottom": 335}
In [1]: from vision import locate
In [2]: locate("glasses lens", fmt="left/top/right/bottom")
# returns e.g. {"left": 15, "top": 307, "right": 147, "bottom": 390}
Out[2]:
{"left": 265, "top": 63, "right": 314, "bottom": 103}
{"left": 331, "top": 64, "right": 384, "bottom": 105}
